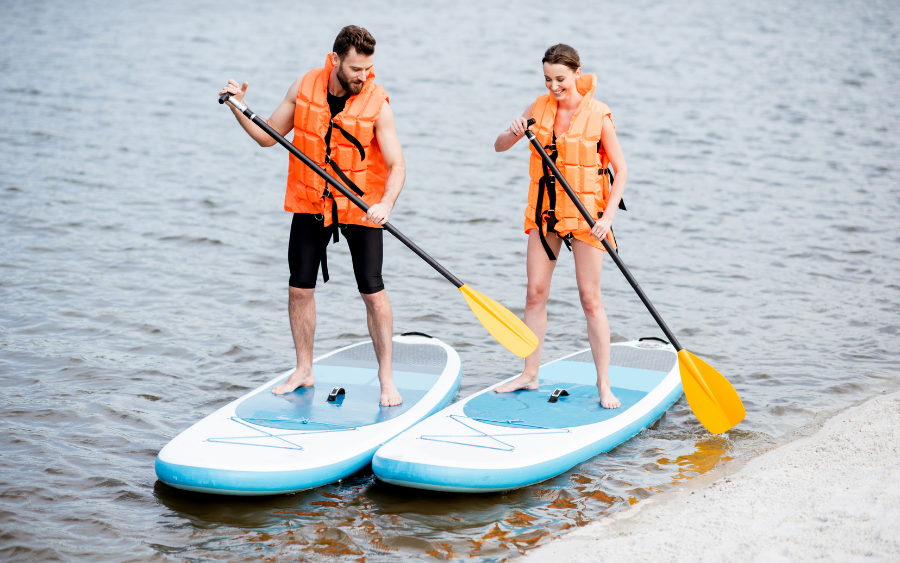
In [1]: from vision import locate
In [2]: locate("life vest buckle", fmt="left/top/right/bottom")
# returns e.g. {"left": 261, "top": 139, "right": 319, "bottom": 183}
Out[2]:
{"left": 541, "top": 209, "right": 559, "bottom": 233}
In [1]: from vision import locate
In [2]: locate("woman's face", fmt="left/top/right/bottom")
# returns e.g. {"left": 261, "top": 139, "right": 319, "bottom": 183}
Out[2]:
{"left": 543, "top": 63, "right": 581, "bottom": 102}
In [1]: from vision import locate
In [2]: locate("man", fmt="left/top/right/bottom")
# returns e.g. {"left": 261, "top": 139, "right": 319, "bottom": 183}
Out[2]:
{"left": 219, "top": 25, "right": 405, "bottom": 406}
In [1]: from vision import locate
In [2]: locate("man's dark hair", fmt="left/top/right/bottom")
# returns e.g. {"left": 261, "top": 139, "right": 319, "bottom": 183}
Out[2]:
{"left": 333, "top": 25, "right": 376, "bottom": 58}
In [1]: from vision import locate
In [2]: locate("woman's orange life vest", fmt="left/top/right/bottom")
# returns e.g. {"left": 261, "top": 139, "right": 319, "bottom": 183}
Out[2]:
{"left": 525, "top": 72, "right": 617, "bottom": 256}
{"left": 285, "top": 54, "right": 389, "bottom": 228}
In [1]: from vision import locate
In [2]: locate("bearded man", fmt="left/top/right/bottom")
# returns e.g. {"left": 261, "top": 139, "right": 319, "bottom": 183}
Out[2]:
{"left": 219, "top": 25, "right": 405, "bottom": 406}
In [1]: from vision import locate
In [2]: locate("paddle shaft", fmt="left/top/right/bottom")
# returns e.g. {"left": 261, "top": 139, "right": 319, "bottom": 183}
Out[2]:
{"left": 220, "top": 93, "right": 464, "bottom": 288}
{"left": 523, "top": 120, "right": 683, "bottom": 351}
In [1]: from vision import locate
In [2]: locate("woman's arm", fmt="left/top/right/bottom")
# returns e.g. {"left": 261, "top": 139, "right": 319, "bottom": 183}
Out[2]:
{"left": 494, "top": 104, "right": 534, "bottom": 152}
{"left": 591, "top": 115, "right": 628, "bottom": 240}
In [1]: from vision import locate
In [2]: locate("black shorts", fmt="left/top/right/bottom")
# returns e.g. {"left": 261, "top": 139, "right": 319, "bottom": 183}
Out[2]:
{"left": 288, "top": 213, "right": 385, "bottom": 294}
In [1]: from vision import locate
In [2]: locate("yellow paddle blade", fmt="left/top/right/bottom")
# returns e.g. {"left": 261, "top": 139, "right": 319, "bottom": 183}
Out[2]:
{"left": 678, "top": 349, "right": 746, "bottom": 435}
{"left": 459, "top": 284, "right": 538, "bottom": 358}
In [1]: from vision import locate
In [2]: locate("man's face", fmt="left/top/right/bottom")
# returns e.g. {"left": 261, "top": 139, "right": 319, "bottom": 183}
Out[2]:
{"left": 334, "top": 48, "right": 374, "bottom": 95}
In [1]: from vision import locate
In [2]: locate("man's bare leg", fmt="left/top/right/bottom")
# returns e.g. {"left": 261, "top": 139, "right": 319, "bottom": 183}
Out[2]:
{"left": 273, "top": 287, "right": 317, "bottom": 394}
{"left": 361, "top": 289, "right": 400, "bottom": 406}
{"left": 572, "top": 240, "right": 619, "bottom": 408}
{"left": 495, "top": 230, "right": 561, "bottom": 393}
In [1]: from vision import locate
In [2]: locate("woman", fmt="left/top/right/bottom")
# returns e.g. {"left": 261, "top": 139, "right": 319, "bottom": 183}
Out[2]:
{"left": 493, "top": 44, "right": 627, "bottom": 409}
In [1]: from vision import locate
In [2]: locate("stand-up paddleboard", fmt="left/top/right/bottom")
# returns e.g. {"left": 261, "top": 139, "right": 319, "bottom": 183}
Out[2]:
{"left": 373, "top": 339, "right": 680, "bottom": 493}
{"left": 156, "top": 333, "right": 461, "bottom": 495}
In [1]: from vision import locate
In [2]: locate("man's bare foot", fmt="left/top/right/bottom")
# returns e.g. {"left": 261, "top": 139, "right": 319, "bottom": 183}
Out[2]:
{"left": 599, "top": 384, "right": 620, "bottom": 409}
{"left": 272, "top": 367, "right": 315, "bottom": 394}
{"left": 379, "top": 376, "right": 402, "bottom": 407}
{"left": 494, "top": 373, "right": 539, "bottom": 393}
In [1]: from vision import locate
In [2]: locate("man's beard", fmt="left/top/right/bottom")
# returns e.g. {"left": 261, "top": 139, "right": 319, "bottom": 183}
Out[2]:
{"left": 336, "top": 64, "right": 364, "bottom": 95}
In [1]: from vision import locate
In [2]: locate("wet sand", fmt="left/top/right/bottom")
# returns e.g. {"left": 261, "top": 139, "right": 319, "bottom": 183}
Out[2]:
{"left": 524, "top": 390, "right": 900, "bottom": 562}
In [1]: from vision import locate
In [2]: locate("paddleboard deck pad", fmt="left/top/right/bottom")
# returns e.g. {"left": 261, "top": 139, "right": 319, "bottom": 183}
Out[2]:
{"left": 373, "top": 340, "right": 681, "bottom": 492}
{"left": 156, "top": 334, "right": 461, "bottom": 495}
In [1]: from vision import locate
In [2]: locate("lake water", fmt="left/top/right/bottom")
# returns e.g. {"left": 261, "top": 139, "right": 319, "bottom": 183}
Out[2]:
{"left": 1, "top": 0, "right": 898, "bottom": 561}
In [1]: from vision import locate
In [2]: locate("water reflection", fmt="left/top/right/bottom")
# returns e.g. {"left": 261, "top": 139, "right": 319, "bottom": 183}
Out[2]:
{"left": 150, "top": 411, "right": 743, "bottom": 560}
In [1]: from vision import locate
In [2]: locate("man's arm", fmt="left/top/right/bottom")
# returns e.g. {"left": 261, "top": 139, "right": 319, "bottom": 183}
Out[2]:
{"left": 363, "top": 100, "right": 405, "bottom": 225}
{"left": 219, "top": 78, "right": 300, "bottom": 147}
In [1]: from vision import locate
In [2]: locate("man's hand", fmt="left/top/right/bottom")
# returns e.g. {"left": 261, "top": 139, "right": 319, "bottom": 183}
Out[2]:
{"left": 364, "top": 202, "right": 393, "bottom": 225}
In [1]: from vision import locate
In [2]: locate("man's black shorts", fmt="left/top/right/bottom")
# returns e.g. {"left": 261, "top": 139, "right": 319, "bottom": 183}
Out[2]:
{"left": 288, "top": 213, "right": 385, "bottom": 294}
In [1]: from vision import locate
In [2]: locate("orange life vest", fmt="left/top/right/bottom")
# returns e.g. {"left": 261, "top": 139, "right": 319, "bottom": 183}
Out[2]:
{"left": 524, "top": 73, "right": 618, "bottom": 258}
{"left": 285, "top": 54, "right": 389, "bottom": 228}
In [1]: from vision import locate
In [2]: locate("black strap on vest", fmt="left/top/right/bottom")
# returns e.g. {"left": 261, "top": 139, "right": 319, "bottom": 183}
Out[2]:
{"left": 316, "top": 119, "right": 368, "bottom": 283}
{"left": 535, "top": 135, "right": 558, "bottom": 260}
{"left": 322, "top": 119, "right": 366, "bottom": 244}
{"left": 536, "top": 133, "right": 572, "bottom": 261}
{"left": 598, "top": 140, "right": 626, "bottom": 211}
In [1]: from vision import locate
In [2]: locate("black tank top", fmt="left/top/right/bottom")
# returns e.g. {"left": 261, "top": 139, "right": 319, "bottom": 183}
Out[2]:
{"left": 328, "top": 91, "right": 350, "bottom": 118}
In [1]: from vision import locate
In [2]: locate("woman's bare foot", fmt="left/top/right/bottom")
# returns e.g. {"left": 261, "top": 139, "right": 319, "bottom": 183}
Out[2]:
{"left": 272, "top": 367, "right": 315, "bottom": 394}
{"left": 379, "top": 376, "right": 402, "bottom": 406}
{"left": 494, "top": 373, "right": 540, "bottom": 393}
{"left": 599, "top": 383, "right": 620, "bottom": 409}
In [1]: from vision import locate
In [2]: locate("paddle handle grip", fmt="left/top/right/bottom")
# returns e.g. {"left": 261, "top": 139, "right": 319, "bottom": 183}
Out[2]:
{"left": 522, "top": 123, "right": 683, "bottom": 351}
{"left": 220, "top": 94, "right": 465, "bottom": 289}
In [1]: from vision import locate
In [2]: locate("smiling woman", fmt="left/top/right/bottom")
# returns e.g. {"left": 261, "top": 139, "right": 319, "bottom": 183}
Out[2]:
{"left": 493, "top": 44, "right": 629, "bottom": 410}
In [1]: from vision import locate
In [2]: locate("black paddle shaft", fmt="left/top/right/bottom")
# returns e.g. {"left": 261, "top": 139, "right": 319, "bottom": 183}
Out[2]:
{"left": 219, "top": 93, "right": 464, "bottom": 288}
{"left": 523, "top": 118, "right": 683, "bottom": 350}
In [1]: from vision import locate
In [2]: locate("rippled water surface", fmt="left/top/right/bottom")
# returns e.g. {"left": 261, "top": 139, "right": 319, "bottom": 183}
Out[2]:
{"left": 2, "top": 0, "right": 899, "bottom": 561}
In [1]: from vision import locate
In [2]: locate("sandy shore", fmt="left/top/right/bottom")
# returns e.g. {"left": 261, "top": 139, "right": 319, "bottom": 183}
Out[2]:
{"left": 523, "top": 390, "right": 900, "bottom": 563}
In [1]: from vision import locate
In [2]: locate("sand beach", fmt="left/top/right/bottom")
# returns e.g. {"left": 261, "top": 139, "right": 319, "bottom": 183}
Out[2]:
{"left": 524, "top": 390, "right": 900, "bottom": 562}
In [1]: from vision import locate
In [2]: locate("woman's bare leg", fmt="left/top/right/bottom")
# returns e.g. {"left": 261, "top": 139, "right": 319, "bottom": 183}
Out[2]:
{"left": 495, "top": 230, "right": 561, "bottom": 392}
{"left": 572, "top": 239, "right": 620, "bottom": 408}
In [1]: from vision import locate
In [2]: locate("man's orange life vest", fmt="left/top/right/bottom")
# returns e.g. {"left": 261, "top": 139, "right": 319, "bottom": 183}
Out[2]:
{"left": 286, "top": 54, "right": 389, "bottom": 229}
{"left": 524, "top": 73, "right": 618, "bottom": 258}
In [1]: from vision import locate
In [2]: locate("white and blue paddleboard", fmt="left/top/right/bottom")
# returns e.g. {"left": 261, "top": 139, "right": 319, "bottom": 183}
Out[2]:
{"left": 373, "top": 339, "right": 681, "bottom": 493}
{"left": 156, "top": 333, "right": 461, "bottom": 495}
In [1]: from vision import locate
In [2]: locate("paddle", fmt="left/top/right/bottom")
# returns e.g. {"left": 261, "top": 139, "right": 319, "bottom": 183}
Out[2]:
{"left": 523, "top": 118, "right": 745, "bottom": 434}
{"left": 217, "top": 93, "right": 538, "bottom": 358}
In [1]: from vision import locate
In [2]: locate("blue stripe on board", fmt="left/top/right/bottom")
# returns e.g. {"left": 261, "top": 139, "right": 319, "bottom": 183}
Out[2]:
{"left": 157, "top": 365, "right": 463, "bottom": 495}
{"left": 373, "top": 381, "right": 683, "bottom": 493}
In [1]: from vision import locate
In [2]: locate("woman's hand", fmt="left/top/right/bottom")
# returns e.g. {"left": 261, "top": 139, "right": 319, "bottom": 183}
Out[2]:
{"left": 509, "top": 116, "right": 530, "bottom": 137}
{"left": 219, "top": 79, "right": 248, "bottom": 102}
{"left": 495, "top": 104, "right": 534, "bottom": 152}
{"left": 591, "top": 212, "right": 614, "bottom": 241}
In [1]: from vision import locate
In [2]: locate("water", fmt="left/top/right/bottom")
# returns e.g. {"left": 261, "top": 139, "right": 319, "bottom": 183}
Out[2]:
{"left": 1, "top": 0, "right": 898, "bottom": 560}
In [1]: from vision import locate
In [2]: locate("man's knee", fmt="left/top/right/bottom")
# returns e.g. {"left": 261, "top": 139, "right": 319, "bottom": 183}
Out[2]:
{"left": 361, "top": 290, "right": 390, "bottom": 313}
{"left": 289, "top": 286, "right": 315, "bottom": 305}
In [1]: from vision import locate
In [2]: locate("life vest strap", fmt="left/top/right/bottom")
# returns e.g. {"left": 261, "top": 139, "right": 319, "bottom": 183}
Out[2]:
{"left": 598, "top": 167, "right": 627, "bottom": 211}
{"left": 319, "top": 151, "right": 367, "bottom": 281}
{"left": 333, "top": 123, "right": 366, "bottom": 161}
{"left": 536, "top": 140, "right": 560, "bottom": 261}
